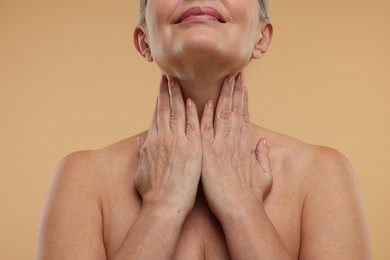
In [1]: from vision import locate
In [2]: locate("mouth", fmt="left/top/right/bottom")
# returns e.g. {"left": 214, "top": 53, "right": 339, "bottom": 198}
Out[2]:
{"left": 174, "top": 6, "right": 226, "bottom": 24}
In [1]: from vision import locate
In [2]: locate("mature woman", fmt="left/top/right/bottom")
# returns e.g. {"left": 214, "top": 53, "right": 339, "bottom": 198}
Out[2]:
{"left": 37, "top": 0, "right": 371, "bottom": 259}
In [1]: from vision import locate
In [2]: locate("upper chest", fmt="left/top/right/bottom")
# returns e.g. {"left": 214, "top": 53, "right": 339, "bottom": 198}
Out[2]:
{"left": 101, "top": 174, "right": 303, "bottom": 259}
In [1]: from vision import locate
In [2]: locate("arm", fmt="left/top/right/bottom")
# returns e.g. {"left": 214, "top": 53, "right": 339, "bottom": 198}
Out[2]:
{"left": 114, "top": 75, "right": 202, "bottom": 259}
{"left": 37, "top": 151, "right": 107, "bottom": 260}
{"left": 112, "top": 204, "right": 187, "bottom": 259}
{"left": 38, "top": 76, "right": 202, "bottom": 259}
{"left": 37, "top": 153, "right": 187, "bottom": 260}
{"left": 200, "top": 73, "right": 292, "bottom": 259}
{"left": 219, "top": 201, "right": 292, "bottom": 259}
{"left": 299, "top": 148, "right": 371, "bottom": 259}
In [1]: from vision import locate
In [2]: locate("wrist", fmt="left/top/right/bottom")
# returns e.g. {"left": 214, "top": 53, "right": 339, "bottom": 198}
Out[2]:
{"left": 141, "top": 199, "right": 191, "bottom": 222}
{"left": 217, "top": 199, "right": 265, "bottom": 225}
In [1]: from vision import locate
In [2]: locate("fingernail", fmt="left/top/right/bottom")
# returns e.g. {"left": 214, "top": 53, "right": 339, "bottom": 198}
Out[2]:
{"left": 168, "top": 78, "right": 175, "bottom": 87}
{"left": 137, "top": 137, "right": 142, "bottom": 149}
{"left": 227, "top": 75, "right": 234, "bottom": 85}
{"left": 236, "top": 72, "right": 243, "bottom": 82}
{"left": 187, "top": 98, "right": 193, "bottom": 107}
{"left": 168, "top": 78, "right": 176, "bottom": 93}
{"left": 161, "top": 75, "right": 168, "bottom": 85}
{"left": 207, "top": 100, "right": 213, "bottom": 109}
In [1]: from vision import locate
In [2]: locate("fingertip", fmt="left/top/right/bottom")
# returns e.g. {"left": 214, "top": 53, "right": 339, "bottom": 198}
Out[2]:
{"left": 168, "top": 77, "right": 176, "bottom": 88}
{"left": 159, "top": 75, "right": 169, "bottom": 95}
{"left": 186, "top": 98, "right": 199, "bottom": 119}
{"left": 227, "top": 75, "right": 234, "bottom": 85}
{"left": 236, "top": 72, "right": 243, "bottom": 83}
{"left": 202, "top": 99, "right": 213, "bottom": 113}
{"left": 161, "top": 74, "right": 168, "bottom": 85}
{"left": 187, "top": 98, "right": 193, "bottom": 108}
{"left": 256, "top": 138, "right": 269, "bottom": 157}
{"left": 207, "top": 99, "right": 214, "bottom": 110}
{"left": 261, "top": 138, "right": 269, "bottom": 153}
{"left": 223, "top": 75, "right": 235, "bottom": 94}
{"left": 136, "top": 137, "right": 144, "bottom": 150}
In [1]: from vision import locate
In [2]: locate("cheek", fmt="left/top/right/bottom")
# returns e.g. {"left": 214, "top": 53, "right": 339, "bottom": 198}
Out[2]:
{"left": 144, "top": 2, "right": 176, "bottom": 57}
{"left": 229, "top": 2, "right": 261, "bottom": 45}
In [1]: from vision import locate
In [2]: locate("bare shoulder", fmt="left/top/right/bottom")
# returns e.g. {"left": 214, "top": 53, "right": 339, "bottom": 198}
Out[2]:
{"left": 253, "top": 126, "right": 371, "bottom": 259}
{"left": 56, "top": 131, "right": 147, "bottom": 179}
{"left": 253, "top": 125, "right": 355, "bottom": 183}
{"left": 38, "top": 132, "right": 146, "bottom": 259}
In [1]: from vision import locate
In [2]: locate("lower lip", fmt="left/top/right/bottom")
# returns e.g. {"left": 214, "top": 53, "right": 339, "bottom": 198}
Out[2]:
{"left": 181, "top": 14, "right": 220, "bottom": 23}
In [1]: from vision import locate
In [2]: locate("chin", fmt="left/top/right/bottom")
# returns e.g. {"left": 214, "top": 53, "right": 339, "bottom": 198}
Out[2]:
{"left": 154, "top": 31, "right": 251, "bottom": 75}
{"left": 173, "top": 30, "right": 224, "bottom": 57}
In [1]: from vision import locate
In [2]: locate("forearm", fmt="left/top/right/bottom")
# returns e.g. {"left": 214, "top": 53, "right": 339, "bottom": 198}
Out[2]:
{"left": 220, "top": 204, "right": 292, "bottom": 260}
{"left": 112, "top": 204, "right": 186, "bottom": 260}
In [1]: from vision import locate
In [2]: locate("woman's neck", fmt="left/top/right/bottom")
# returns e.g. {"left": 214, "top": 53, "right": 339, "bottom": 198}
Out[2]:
{"left": 176, "top": 76, "right": 225, "bottom": 118}
{"left": 161, "top": 54, "right": 245, "bottom": 119}
{"left": 164, "top": 65, "right": 240, "bottom": 119}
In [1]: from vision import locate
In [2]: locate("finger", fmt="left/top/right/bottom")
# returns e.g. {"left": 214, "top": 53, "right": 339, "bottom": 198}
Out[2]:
{"left": 185, "top": 98, "right": 200, "bottom": 139}
{"left": 168, "top": 78, "right": 186, "bottom": 134}
{"left": 255, "top": 138, "right": 271, "bottom": 175}
{"left": 243, "top": 85, "right": 250, "bottom": 124}
{"left": 231, "top": 72, "right": 245, "bottom": 132}
{"left": 200, "top": 100, "right": 215, "bottom": 142}
{"left": 240, "top": 84, "right": 253, "bottom": 138}
{"left": 147, "top": 96, "right": 158, "bottom": 136}
{"left": 214, "top": 75, "right": 234, "bottom": 138}
{"left": 157, "top": 75, "right": 170, "bottom": 132}
{"left": 255, "top": 138, "right": 273, "bottom": 199}
{"left": 136, "top": 136, "right": 145, "bottom": 153}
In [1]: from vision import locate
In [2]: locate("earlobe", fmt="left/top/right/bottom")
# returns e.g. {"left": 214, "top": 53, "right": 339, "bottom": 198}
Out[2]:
{"left": 133, "top": 26, "right": 153, "bottom": 62}
{"left": 252, "top": 23, "right": 273, "bottom": 59}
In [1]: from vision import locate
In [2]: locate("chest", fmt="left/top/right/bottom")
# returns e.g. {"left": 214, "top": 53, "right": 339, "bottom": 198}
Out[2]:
{"left": 102, "top": 184, "right": 302, "bottom": 259}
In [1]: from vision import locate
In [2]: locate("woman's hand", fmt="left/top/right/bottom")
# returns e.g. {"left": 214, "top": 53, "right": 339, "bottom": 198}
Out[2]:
{"left": 135, "top": 75, "right": 202, "bottom": 215}
{"left": 200, "top": 73, "right": 273, "bottom": 220}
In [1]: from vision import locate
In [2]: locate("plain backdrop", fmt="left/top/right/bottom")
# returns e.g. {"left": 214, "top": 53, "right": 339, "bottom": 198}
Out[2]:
{"left": 1, "top": 0, "right": 389, "bottom": 259}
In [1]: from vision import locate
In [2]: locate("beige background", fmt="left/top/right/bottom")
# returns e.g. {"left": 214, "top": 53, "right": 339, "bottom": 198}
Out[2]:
{"left": 1, "top": 0, "right": 389, "bottom": 259}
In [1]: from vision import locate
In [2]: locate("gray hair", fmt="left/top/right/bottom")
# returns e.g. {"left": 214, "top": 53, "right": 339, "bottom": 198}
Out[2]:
{"left": 139, "top": 0, "right": 270, "bottom": 26}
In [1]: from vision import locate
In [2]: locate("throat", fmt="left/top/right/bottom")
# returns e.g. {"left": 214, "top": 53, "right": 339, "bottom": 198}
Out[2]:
{"left": 172, "top": 75, "right": 227, "bottom": 118}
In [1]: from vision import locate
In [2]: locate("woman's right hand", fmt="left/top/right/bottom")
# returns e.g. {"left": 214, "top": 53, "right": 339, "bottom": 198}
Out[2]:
{"left": 135, "top": 75, "right": 202, "bottom": 215}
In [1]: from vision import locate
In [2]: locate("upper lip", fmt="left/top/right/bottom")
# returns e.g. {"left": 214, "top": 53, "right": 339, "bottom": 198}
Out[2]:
{"left": 174, "top": 6, "right": 226, "bottom": 24}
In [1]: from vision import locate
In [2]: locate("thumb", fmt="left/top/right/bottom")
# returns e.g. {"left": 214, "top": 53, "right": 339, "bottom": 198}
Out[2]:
{"left": 137, "top": 137, "right": 145, "bottom": 153}
{"left": 255, "top": 138, "right": 271, "bottom": 174}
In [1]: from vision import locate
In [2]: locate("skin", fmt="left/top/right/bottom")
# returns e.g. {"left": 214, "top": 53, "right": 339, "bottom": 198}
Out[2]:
{"left": 37, "top": 0, "right": 371, "bottom": 259}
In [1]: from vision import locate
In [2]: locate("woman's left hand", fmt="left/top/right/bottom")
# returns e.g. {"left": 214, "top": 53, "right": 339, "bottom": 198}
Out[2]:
{"left": 200, "top": 73, "right": 273, "bottom": 221}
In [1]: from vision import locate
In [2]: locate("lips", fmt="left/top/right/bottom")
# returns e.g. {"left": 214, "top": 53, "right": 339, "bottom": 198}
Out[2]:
{"left": 174, "top": 6, "right": 226, "bottom": 24}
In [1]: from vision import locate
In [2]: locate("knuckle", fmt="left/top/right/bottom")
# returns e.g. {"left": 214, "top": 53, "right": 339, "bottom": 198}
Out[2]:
{"left": 201, "top": 123, "right": 213, "bottom": 134}
{"left": 170, "top": 112, "right": 182, "bottom": 121}
{"left": 157, "top": 107, "right": 170, "bottom": 115}
{"left": 186, "top": 121, "right": 199, "bottom": 135}
{"left": 232, "top": 104, "right": 243, "bottom": 114}
{"left": 222, "top": 84, "right": 232, "bottom": 97}
{"left": 155, "top": 135, "right": 169, "bottom": 148}
{"left": 217, "top": 111, "right": 231, "bottom": 121}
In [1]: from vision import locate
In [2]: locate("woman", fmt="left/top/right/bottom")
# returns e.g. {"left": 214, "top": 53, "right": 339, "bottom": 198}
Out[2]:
{"left": 37, "top": 0, "right": 371, "bottom": 259}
